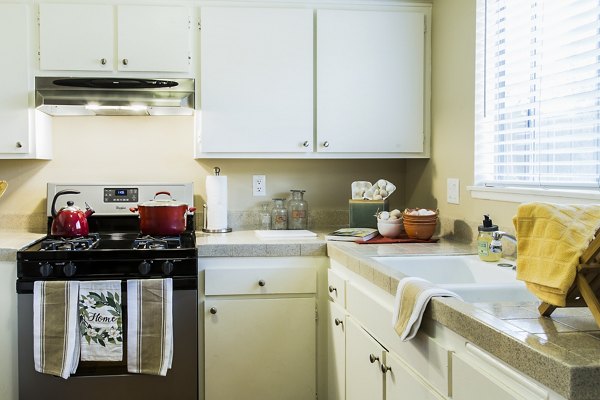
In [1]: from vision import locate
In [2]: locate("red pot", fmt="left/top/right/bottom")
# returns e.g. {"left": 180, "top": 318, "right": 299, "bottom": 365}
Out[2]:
{"left": 130, "top": 191, "right": 196, "bottom": 236}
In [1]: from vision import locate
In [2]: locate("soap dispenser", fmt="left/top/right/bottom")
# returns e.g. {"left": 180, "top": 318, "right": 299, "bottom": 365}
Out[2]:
{"left": 477, "top": 214, "right": 501, "bottom": 261}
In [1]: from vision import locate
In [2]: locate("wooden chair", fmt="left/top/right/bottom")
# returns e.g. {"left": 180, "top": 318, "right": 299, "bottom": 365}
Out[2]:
{"left": 539, "top": 235, "right": 600, "bottom": 328}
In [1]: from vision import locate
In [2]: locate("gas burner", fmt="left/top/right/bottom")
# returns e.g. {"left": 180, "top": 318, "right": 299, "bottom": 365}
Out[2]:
{"left": 133, "top": 235, "right": 182, "bottom": 250}
{"left": 40, "top": 233, "right": 100, "bottom": 251}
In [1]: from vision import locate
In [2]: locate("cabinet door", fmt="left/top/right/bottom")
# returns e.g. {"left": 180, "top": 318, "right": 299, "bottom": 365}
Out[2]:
{"left": 346, "top": 317, "right": 384, "bottom": 400}
{"left": 385, "top": 351, "right": 445, "bottom": 400}
{"left": 317, "top": 9, "right": 426, "bottom": 153}
{"left": 118, "top": 6, "right": 191, "bottom": 73}
{"left": 0, "top": 4, "right": 30, "bottom": 154}
{"left": 199, "top": 7, "right": 313, "bottom": 153}
{"left": 205, "top": 297, "right": 316, "bottom": 400}
{"left": 39, "top": 3, "right": 113, "bottom": 71}
{"left": 452, "top": 351, "right": 548, "bottom": 400}
{"left": 328, "top": 301, "right": 346, "bottom": 400}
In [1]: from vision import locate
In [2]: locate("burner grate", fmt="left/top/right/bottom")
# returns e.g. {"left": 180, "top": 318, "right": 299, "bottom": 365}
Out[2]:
{"left": 132, "top": 235, "right": 182, "bottom": 250}
{"left": 40, "top": 234, "right": 100, "bottom": 251}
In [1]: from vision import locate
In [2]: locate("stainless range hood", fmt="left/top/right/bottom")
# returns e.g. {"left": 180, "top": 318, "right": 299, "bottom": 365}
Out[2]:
{"left": 35, "top": 77, "right": 195, "bottom": 116}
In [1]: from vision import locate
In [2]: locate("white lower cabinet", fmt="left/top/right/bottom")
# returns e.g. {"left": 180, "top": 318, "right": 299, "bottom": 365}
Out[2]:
{"left": 204, "top": 297, "right": 315, "bottom": 400}
{"left": 329, "top": 260, "right": 562, "bottom": 400}
{"left": 346, "top": 317, "right": 384, "bottom": 400}
{"left": 385, "top": 351, "right": 445, "bottom": 400}
{"left": 452, "top": 345, "right": 549, "bottom": 400}
{"left": 202, "top": 258, "right": 320, "bottom": 400}
{"left": 327, "top": 301, "right": 346, "bottom": 400}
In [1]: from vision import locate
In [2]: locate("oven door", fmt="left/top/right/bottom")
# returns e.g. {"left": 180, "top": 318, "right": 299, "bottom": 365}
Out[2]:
{"left": 17, "top": 278, "right": 198, "bottom": 400}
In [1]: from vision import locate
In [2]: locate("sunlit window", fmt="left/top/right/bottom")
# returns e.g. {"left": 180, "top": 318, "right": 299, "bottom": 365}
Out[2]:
{"left": 474, "top": 0, "right": 600, "bottom": 189}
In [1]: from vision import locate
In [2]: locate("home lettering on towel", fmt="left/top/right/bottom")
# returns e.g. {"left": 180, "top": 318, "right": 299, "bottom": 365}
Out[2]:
{"left": 79, "top": 280, "right": 123, "bottom": 362}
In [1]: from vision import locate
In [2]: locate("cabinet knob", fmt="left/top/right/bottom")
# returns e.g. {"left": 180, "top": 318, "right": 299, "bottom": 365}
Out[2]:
{"left": 16, "top": 141, "right": 22, "bottom": 148}
{"left": 100, "top": 58, "right": 107, "bottom": 65}
{"left": 122, "top": 58, "right": 129, "bottom": 66}
{"left": 334, "top": 318, "right": 343, "bottom": 327}
{"left": 258, "top": 279, "right": 266, "bottom": 287}
{"left": 322, "top": 141, "right": 330, "bottom": 148}
{"left": 381, "top": 364, "right": 392, "bottom": 373}
{"left": 209, "top": 307, "right": 217, "bottom": 315}
{"left": 302, "top": 141, "right": 310, "bottom": 148}
{"left": 369, "top": 354, "right": 379, "bottom": 364}
{"left": 328, "top": 285, "right": 337, "bottom": 294}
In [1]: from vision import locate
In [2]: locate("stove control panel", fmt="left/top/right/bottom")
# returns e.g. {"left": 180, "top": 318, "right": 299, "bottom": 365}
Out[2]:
{"left": 104, "top": 188, "right": 139, "bottom": 203}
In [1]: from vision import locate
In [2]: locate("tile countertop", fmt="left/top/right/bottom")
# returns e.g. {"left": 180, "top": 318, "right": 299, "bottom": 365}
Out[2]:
{"left": 0, "top": 231, "right": 45, "bottom": 261}
{"left": 327, "top": 240, "right": 600, "bottom": 400}
{"left": 3, "top": 229, "right": 599, "bottom": 399}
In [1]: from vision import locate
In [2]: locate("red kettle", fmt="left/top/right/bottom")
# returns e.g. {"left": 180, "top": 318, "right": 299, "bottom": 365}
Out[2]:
{"left": 50, "top": 190, "right": 95, "bottom": 237}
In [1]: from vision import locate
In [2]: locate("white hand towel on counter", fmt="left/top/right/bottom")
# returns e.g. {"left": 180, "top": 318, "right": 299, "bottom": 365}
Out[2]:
{"left": 127, "top": 278, "right": 173, "bottom": 376}
{"left": 392, "top": 277, "right": 462, "bottom": 341}
{"left": 33, "top": 281, "right": 80, "bottom": 379}
{"left": 78, "top": 280, "right": 123, "bottom": 361}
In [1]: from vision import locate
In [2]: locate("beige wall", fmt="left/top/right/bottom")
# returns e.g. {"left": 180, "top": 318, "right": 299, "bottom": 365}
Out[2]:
{"left": 405, "top": 0, "right": 520, "bottom": 244}
{"left": 0, "top": 116, "right": 407, "bottom": 232}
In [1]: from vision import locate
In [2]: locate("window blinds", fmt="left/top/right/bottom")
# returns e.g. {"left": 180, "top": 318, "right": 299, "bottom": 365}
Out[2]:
{"left": 474, "top": 0, "right": 600, "bottom": 189}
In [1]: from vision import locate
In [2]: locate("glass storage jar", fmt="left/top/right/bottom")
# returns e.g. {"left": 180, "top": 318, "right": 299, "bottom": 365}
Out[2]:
{"left": 271, "top": 198, "right": 288, "bottom": 230}
{"left": 287, "top": 190, "right": 308, "bottom": 230}
{"left": 258, "top": 202, "right": 271, "bottom": 230}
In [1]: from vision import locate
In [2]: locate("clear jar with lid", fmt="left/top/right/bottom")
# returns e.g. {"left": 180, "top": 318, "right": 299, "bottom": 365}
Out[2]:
{"left": 258, "top": 202, "right": 271, "bottom": 230}
{"left": 287, "top": 190, "right": 308, "bottom": 230}
{"left": 271, "top": 198, "right": 288, "bottom": 230}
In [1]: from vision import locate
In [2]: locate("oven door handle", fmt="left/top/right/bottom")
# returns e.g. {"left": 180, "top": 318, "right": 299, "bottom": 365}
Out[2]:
{"left": 16, "top": 276, "right": 197, "bottom": 294}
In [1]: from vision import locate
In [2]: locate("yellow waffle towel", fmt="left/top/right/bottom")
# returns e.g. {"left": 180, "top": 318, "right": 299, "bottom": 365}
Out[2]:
{"left": 514, "top": 202, "right": 600, "bottom": 307}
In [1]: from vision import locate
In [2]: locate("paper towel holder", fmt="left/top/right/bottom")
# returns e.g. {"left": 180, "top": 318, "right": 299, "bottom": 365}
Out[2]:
{"left": 202, "top": 203, "right": 232, "bottom": 233}
{"left": 202, "top": 167, "right": 232, "bottom": 233}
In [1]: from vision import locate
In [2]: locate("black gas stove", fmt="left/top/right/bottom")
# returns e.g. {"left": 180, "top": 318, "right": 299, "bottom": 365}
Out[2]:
{"left": 16, "top": 183, "right": 197, "bottom": 290}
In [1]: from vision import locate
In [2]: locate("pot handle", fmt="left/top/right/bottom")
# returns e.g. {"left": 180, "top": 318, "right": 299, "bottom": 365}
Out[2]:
{"left": 129, "top": 207, "right": 139, "bottom": 213}
{"left": 188, "top": 207, "right": 197, "bottom": 214}
{"left": 154, "top": 191, "right": 172, "bottom": 199}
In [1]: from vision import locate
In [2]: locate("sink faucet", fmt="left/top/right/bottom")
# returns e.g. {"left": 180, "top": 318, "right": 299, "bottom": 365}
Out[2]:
{"left": 492, "top": 231, "right": 517, "bottom": 244}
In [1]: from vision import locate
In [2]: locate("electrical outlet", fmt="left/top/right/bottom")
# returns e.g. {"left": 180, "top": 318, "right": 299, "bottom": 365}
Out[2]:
{"left": 447, "top": 178, "right": 460, "bottom": 204}
{"left": 253, "top": 175, "right": 266, "bottom": 196}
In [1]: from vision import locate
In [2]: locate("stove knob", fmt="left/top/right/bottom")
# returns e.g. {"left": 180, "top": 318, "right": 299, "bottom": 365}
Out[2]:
{"left": 138, "top": 260, "right": 152, "bottom": 275}
{"left": 161, "top": 260, "right": 174, "bottom": 275}
{"left": 39, "top": 262, "right": 53, "bottom": 277}
{"left": 63, "top": 261, "right": 77, "bottom": 277}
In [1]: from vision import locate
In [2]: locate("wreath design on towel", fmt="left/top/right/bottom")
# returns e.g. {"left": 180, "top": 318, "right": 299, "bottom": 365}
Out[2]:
{"left": 79, "top": 291, "right": 123, "bottom": 347}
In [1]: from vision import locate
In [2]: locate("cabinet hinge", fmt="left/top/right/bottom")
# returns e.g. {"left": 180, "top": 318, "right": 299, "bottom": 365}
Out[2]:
{"left": 315, "top": 305, "right": 318, "bottom": 321}
{"left": 424, "top": 18, "right": 427, "bottom": 33}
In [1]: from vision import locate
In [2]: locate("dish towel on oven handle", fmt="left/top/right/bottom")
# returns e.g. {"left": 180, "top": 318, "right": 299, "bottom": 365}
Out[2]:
{"left": 78, "top": 280, "right": 123, "bottom": 361}
{"left": 33, "top": 281, "right": 80, "bottom": 379}
{"left": 392, "top": 277, "right": 462, "bottom": 341}
{"left": 127, "top": 278, "right": 173, "bottom": 376}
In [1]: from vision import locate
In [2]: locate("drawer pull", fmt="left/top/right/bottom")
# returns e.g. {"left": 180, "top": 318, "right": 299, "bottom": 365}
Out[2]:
{"left": 334, "top": 318, "right": 343, "bottom": 327}
{"left": 258, "top": 279, "right": 266, "bottom": 287}
{"left": 369, "top": 354, "right": 379, "bottom": 364}
{"left": 328, "top": 285, "right": 337, "bottom": 295}
{"left": 381, "top": 364, "right": 392, "bottom": 374}
{"left": 209, "top": 307, "right": 217, "bottom": 315}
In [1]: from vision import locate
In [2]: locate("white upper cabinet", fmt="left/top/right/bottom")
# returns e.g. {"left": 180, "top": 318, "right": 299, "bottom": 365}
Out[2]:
{"left": 196, "top": 4, "right": 430, "bottom": 159}
{"left": 39, "top": 3, "right": 114, "bottom": 72}
{"left": 316, "top": 9, "right": 426, "bottom": 154}
{"left": 39, "top": 3, "right": 192, "bottom": 74}
{"left": 0, "top": 3, "right": 51, "bottom": 159}
{"left": 117, "top": 6, "right": 191, "bottom": 73}
{"left": 199, "top": 6, "right": 313, "bottom": 153}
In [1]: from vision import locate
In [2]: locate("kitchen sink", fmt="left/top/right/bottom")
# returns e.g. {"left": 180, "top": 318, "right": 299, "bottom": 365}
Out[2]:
{"left": 372, "top": 255, "right": 537, "bottom": 303}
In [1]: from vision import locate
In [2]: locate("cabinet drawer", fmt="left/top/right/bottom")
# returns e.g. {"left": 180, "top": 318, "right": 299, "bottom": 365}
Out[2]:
{"left": 205, "top": 266, "right": 316, "bottom": 295}
{"left": 327, "top": 268, "right": 347, "bottom": 306}
{"left": 347, "top": 282, "right": 450, "bottom": 397}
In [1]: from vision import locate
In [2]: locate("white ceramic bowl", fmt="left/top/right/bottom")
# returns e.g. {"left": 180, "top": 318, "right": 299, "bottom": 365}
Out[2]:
{"left": 377, "top": 220, "right": 403, "bottom": 238}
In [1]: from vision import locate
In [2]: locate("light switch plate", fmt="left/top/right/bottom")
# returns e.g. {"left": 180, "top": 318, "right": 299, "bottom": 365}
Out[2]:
{"left": 447, "top": 178, "right": 460, "bottom": 204}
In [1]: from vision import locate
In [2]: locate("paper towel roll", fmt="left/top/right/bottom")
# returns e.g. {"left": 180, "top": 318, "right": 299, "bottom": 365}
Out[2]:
{"left": 205, "top": 175, "right": 228, "bottom": 230}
